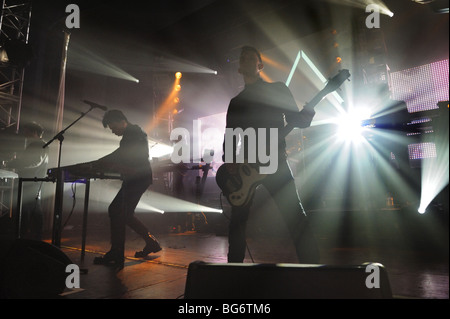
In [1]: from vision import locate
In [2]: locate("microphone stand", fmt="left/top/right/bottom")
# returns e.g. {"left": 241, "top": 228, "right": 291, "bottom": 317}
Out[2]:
{"left": 43, "top": 106, "right": 96, "bottom": 247}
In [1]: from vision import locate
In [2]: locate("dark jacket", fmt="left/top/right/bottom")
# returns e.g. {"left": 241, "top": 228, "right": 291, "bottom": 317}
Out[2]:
{"left": 8, "top": 138, "right": 49, "bottom": 178}
{"left": 98, "top": 124, "right": 152, "bottom": 183}
{"left": 223, "top": 78, "right": 315, "bottom": 162}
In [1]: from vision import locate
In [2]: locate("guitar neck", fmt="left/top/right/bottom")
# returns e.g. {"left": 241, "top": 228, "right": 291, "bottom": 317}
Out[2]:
{"left": 304, "top": 90, "right": 327, "bottom": 112}
{"left": 281, "top": 69, "right": 350, "bottom": 139}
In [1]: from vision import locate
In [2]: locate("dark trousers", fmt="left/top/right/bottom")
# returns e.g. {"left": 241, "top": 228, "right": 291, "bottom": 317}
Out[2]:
{"left": 108, "top": 178, "right": 151, "bottom": 256}
{"left": 20, "top": 199, "right": 43, "bottom": 241}
{"left": 228, "top": 159, "right": 320, "bottom": 263}
{"left": 20, "top": 184, "right": 43, "bottom": 241}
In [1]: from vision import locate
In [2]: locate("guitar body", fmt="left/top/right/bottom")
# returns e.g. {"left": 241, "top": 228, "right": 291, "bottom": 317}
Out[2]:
{"left": 216, "top": 163, "right": 266, "bottom": 207}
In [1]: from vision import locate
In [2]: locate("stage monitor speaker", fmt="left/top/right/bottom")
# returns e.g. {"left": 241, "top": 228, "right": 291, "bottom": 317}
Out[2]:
{"left": 184, "top": 261, "right": 392, "bottom": 299}
{"left": 0, "top": 239, "right": 72, "bottom": 299}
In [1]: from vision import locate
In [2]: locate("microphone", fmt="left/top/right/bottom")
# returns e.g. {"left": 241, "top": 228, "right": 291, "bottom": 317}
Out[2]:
{"left": 83, "top": 100, "right": 108, "bottom": 111}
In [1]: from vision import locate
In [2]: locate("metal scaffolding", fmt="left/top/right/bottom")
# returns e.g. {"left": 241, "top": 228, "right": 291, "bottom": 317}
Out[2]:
{"left": 0, "top": 0, "right": 32, "bottom": 218}
{"left": 0, "top": 0, "right": 33, "bottom": 132}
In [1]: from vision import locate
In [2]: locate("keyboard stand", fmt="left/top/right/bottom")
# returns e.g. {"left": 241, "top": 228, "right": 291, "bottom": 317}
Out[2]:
{"left": 16, "top": 177, "right": 91, "bottom": 273}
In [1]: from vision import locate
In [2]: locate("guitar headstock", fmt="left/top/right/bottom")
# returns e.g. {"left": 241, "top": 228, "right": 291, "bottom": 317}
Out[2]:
{"left": 323, "top": 69, "right": 351, "bottom": 95}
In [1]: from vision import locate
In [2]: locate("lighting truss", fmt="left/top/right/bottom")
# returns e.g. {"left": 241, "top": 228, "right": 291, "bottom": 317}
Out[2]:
{"left": 0, "top": 0, "right": 32, "bottom": 131}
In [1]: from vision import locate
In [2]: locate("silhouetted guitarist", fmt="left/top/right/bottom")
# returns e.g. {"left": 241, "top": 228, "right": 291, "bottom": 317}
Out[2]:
{"left": 220, "top": 46, "right": 320, "bottom": 263}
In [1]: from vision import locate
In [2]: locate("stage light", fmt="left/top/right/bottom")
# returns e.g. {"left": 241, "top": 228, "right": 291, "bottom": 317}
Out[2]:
{"left": 68, "top": 43, "right": 139, "bottom": 83}
{"left": 391, "top": 60, "right": 449, "bottom": 214}
{"left": 418, "top": 144, "right": 449, "bottom": 214}
{"left": 412, "top": 0, "right": 448, "bottom": 13}
{"left": 0, "top": 47, "right": 9, "bottom": 63}
{"left": 0, "top": 39, "right": 33, "bottom": 67}
{"left": 327, "top": 1, "right": 394, "bottom": 17}
{"left": 137, "top": 202, "right": 165, "bottom": 214}
{"left": 149, "top": 142, "right": 174, "bottom": 159}
{"left": 336, "top": 114, "right": 364, "bottom": 142}
{"left": 139, "top": 190, "right": 223, "bottom": 214}
{"left": 147, "top": 69, "right": 184, "bottom": 132}
{"left": 335, "top": 107, "right": 372, "bottom": 143}
{"left": 173, "top": 108, "right": 184, "bottom": 115}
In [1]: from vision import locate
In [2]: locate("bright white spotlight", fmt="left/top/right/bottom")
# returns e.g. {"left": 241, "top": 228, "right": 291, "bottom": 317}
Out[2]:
{"left": 137, "top": 203, "right": 165, "bottom": 214}
{"left": 140, "top": 190, "right": 223, "bottom": 213}
{"left": 149, "top": 142, "right": 174, "bottom": 159}
{"left": 328, "top": 1, "right": 394, "bottom": 17}
{"left": 335, "top": 108, "right": 372, "bottom": 143}
{"left": 418, "top": 206, "right": 426, "bottom": 214}
{"left": 418, "top": 155, "right": 449, "bottom": 215}
{"left": 337, "top": 114, "right": 364, "bottom": 142}
{"left": 68, "top": 44, "right": 141, "bottom": 83}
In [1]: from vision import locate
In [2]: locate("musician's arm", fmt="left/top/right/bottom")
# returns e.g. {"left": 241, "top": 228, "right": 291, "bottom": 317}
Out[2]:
{"left": 97, "top": 148, "right": 120, "bottom": 165}
{"left": 94, "top": 126, "right": 149, "bottom": 174}
{"left": 279, "top": 84, "right": 316, "bottom": 136}
{"left": 285, "top": 107, "right": 316, "bottom": 128}
{"left": 7, "top": 141, "right": 48, "bottom": 170}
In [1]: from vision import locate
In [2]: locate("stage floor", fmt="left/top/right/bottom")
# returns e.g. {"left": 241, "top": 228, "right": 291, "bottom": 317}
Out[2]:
{"left": 49, "top": 207, "right": 448, "bottom": 300}
{"left": 1, "top": 207, "right": 448, "bottom": 300}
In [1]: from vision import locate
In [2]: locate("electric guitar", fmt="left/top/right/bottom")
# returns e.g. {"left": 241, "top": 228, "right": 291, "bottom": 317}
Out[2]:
{"left": 216, "top": 69, "right": 351, "bottom": 207}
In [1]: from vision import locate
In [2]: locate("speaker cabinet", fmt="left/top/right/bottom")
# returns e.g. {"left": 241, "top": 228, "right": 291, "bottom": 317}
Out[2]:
{"left": 0, "top": 239, "right": 72, "bottom": 299}
{"left": 185, "top": 261, "right": 392, "bottom": 299}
